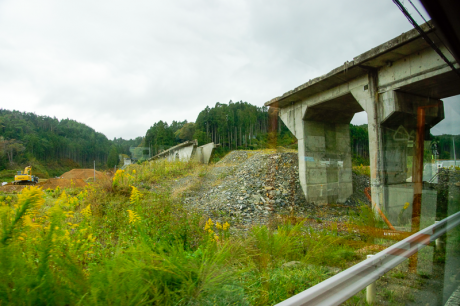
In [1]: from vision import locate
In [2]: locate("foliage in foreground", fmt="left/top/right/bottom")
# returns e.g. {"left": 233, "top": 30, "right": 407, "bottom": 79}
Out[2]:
{"left": 0, "top": 160, "right": 363, "bottom": 305}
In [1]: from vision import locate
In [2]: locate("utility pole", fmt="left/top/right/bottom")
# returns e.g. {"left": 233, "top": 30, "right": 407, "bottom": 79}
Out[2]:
{"left": 93, "top": 160, "right": 96, "bottom": 182}
{"left": 454, "top": 137, "right": 457, "bottom": 166}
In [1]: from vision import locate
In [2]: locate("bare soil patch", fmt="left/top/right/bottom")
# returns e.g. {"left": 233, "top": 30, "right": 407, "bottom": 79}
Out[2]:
{"left": 60, "top": 169, "right": 106, "bottom": 180}
{"left": 37, "top": 178, "right": 87, "bottom": 189}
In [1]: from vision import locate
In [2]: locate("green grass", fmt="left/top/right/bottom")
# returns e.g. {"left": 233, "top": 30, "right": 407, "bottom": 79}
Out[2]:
{"left": 0, "top": 158, "right": 365, "bottom": 305}
{"left": 391, "top": 271, "right": 406, "bottom": 279}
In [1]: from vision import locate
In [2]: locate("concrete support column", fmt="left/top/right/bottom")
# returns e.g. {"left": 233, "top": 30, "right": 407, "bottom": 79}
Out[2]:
{"left": 280, "top": 99, "right": 354, "bottom": 205}
{"left": 351, "top": 72, "right": 384, "bottom": 211}
{"left": 352, "top": 78, "right": 444, "bottom": 217}
{"left": 303, "top": 120, "right": 353, "bottom": 204}
{"left": 280, "top": 103, "right": 307, "bottom": 197}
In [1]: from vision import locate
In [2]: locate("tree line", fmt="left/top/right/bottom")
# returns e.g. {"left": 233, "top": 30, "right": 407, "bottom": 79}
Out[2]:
{"left": 144, "top": 100, "right": 373, "bottom": 164}
{"left": 0, "top": 109, "right": 140, "bottom": 170}
{"left": 144, "top": 101, "right": 297, "bottom": 156}
{"left": 9, "top": 101, "right": 446, "bottom": 170}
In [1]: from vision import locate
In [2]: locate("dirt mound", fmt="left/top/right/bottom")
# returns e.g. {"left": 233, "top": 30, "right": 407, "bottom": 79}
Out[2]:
{"left": 37, "top": 178, "right": 87, "bottom": 189}
{"left": 0, "top": 178, "right": 88, "bottom": 193}
{"left": 0, "top": 184, "right": 28, "bottom": 193}
{"left": 60, "top": 169, "right": 106, "bottom": 180}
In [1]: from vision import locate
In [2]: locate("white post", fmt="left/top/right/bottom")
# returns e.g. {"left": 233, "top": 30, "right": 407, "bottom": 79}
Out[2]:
{"left": 434, "top": 221, "right": 443, "bottom": 250}
{"left": 366, "top": 255, "right": 376, "bottom": 304}
{"left": 93, "top": 160, "right": 96, "bottom": 182}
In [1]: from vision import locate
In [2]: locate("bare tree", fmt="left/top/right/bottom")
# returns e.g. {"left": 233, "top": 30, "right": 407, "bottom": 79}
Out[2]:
{"left": 0, "top": 138, "right": 25, "bottom": 164}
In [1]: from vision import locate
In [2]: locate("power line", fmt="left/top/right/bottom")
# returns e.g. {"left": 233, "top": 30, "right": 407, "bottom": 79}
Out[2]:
{"left": 392, "top": 0, "right": 460, "bottom": 80}
{"left": 407, "top": 0, "right": 456, "bottom": 59}
{"left": 407, "top": 0, "right": 429, "bottom": 25}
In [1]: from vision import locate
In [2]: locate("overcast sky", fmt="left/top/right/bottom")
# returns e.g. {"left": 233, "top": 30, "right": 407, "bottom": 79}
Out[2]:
{"left": 0, "top": 0, "right": 458, "bottom": 139}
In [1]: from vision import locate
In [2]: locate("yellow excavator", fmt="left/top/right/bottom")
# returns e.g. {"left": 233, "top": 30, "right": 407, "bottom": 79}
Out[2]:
{"left": 14, "top": 166, "right": 39, "bottom": 185}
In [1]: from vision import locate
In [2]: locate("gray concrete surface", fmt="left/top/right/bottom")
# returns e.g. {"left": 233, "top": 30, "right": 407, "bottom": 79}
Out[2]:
{"left": 195, "top": 142, "right": 218, "bottom": 164}
{"left": 149, "top": 140, "right": 217, "bottom": 164}
{"left": 266, "top": 21, "right": 458, "bottom": 206}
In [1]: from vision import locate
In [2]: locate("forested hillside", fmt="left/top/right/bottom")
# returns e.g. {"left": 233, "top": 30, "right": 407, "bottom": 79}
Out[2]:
{"left": 0, "top": 109, "right": 140, "bottom": 172}
{"left": 145, "top": 101, "right": 295, "bottom": 155}
{"left": 144, "top": 100, "right": 373, "bottom": 164}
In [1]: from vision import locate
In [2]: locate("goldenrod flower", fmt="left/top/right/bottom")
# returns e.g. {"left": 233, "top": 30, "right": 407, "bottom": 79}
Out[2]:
{"left": 129, "top": 186, "right": 142, "bottom": 205}
{"left": 403, "top": 202, "right": 410, "bottom": 210}
{"left": 223, "top": 222, "right": 230, "bottom": 231}
{"left": 216, "top": 222, "right": 222, "bottom": 230}
{"left": 23, "top": 215, "right": 41, "bottom": 229}
{"left": 204, "top": 218, "right": 214, "bottom": 231}
{"left": 127, "top": 210, "right": 141, "bottom": 225}
{"left": 81, "top": 204, "right": 92, "bottom": 218}
{"left": 17, "top": 186, "right": 45, "bottom": 212}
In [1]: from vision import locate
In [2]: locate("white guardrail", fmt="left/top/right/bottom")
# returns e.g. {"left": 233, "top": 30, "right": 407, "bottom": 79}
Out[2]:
{"left": 276, "top": 211, "right": 460, "bottom": 306}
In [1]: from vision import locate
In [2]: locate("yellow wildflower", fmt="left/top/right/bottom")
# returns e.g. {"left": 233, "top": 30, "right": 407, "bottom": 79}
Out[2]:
{"left": 112, "top": 169, "right": 125, "bottom": 186}
{"left": 204, "top": 218, "right": 214, "bottom": 231}
{"left": 204, "top": 218, "right": 215, "bottom": 234}
{"left": 81, "top": 205, "right": 92, "bottom": 218}
{"left": 216, "top": 222, "right": 222, "bottom": 230}
{"left": 127, "top": 210, "right": 141, "bottom": 225}
{"left": 129, "top": 186, "right": 142, "bottom": 205}
{"left": 17, "top": 186, "right": 45, "bottom": 212}
{"left": 403, "top": 202, "right": 410, "bottom": 210}
{"left": 223, "top": 222, "right": 230, "bottom": 231}
{"left": 23, "top": 215, "right": 40, "bottom": 229}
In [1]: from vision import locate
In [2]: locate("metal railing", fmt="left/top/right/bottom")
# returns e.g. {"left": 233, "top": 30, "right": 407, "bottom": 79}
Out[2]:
{"left": 275, "top": 211, "right": 460, "bottom": 306}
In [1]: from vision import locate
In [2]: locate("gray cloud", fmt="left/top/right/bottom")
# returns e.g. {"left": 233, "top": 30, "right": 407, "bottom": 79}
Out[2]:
{"left": 0, "top": 0, "right": 457, "bottom": 139}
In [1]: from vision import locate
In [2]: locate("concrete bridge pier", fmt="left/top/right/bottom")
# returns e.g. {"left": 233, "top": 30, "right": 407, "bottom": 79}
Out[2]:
{"left": 280, "top": 97, "right": 356, "bottom": 205}
{"left": 268, "top": 22, "right": 457, "bottom": 212}
{"left": 352, "top": 81, "right": 444, "bottom": 213}
{"left": 280, "top": 83, "right": 444, "bottom": 209}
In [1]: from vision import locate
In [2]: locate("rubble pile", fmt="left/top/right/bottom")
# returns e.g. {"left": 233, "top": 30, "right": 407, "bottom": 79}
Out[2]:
{"left": 183, "top": 151, "right": 366, "bottom": 225}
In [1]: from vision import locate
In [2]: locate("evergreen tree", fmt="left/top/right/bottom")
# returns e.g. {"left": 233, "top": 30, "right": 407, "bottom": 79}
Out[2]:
{"left": 107, "top": 146, "right": 119, "bottom": 168}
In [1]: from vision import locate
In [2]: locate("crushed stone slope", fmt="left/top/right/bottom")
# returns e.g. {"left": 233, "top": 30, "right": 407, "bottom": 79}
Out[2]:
{"left": 183, "top": 150, "right": 367, "bottom": 226}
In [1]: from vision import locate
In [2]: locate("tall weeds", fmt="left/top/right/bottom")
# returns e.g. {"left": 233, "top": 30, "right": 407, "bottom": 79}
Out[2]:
{"left": 0, "top": 160, "right": 362, "bottom": 305}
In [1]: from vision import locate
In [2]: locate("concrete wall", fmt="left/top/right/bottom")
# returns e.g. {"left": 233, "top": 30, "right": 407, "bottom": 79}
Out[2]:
{"left": 165, "top": 145, "right": 195, "bottom": 162}
{"left": 195, "top": 142, "right": 217, "bottom": 164}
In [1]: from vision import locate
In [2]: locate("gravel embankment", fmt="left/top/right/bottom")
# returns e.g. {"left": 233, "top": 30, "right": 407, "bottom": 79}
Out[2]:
{"left": 178, "top": 150, "right": 368, "bottom": 226}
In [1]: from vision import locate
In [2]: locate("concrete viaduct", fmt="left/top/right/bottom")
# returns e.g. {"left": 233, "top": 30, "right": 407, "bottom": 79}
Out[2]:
{"left": 265, "top": 22, "right": 459, "bottom": 213}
